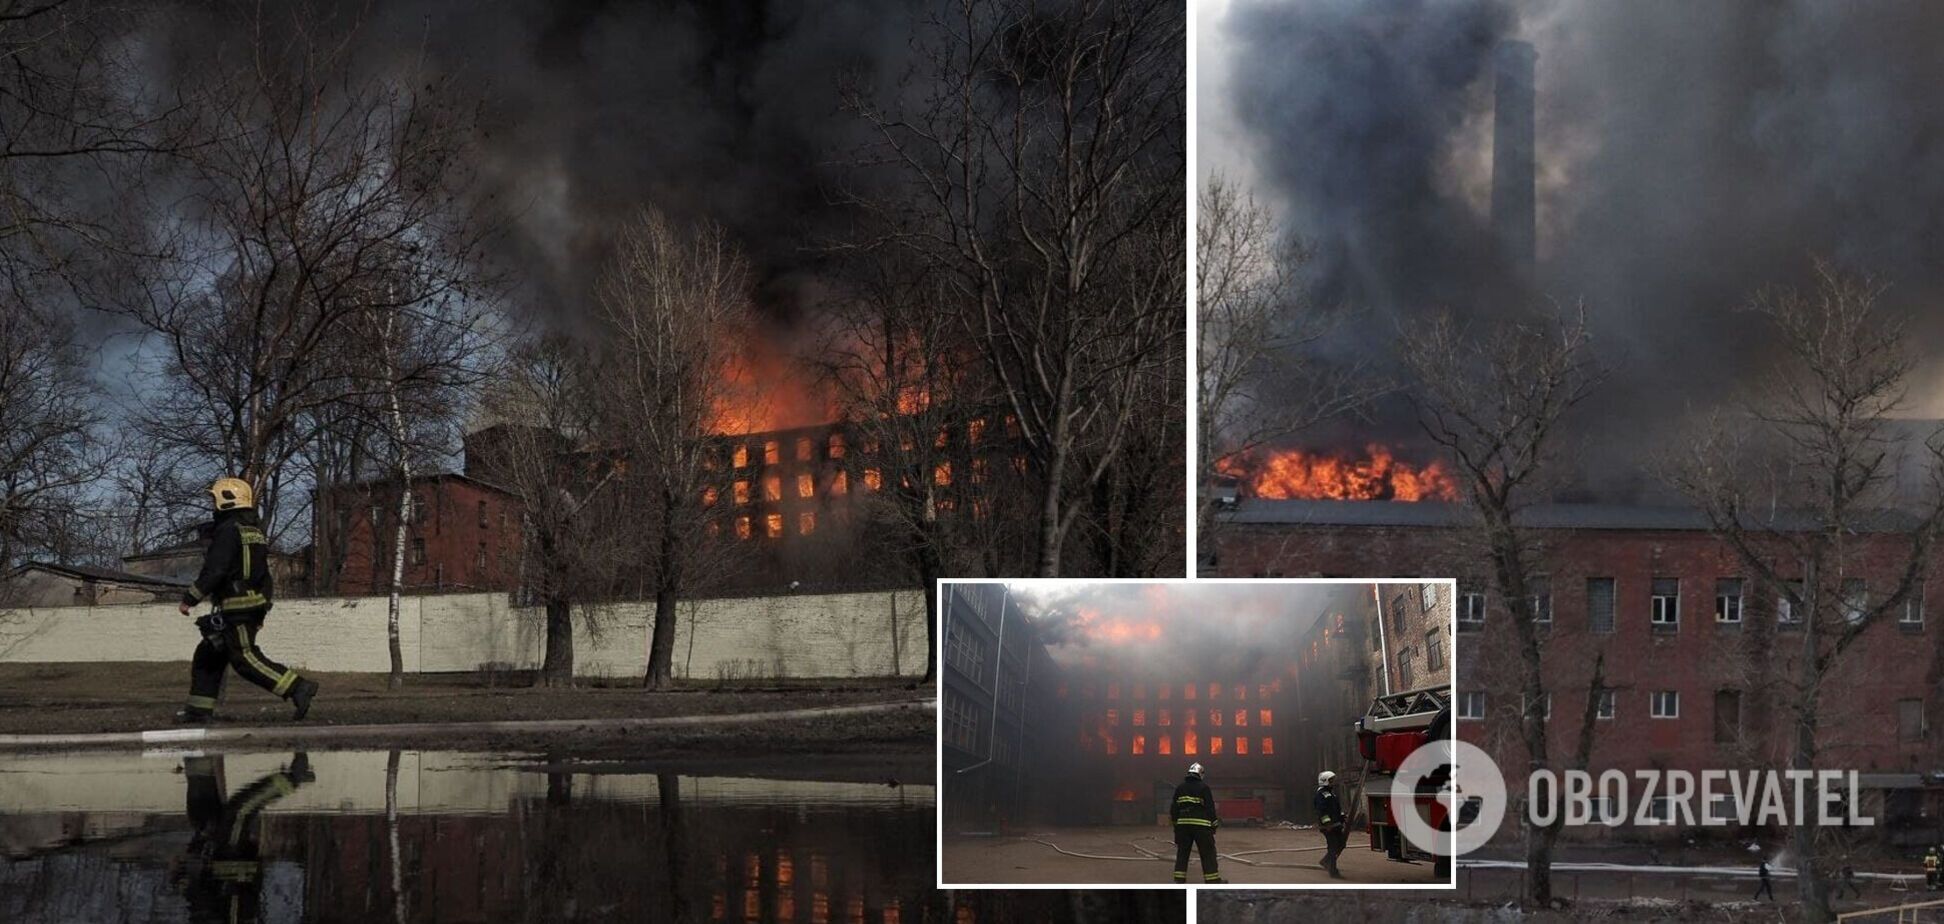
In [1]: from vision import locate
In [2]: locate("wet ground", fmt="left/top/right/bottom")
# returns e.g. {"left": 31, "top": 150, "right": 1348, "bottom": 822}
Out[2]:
{"left": 942, "top": 825, "right": 1447, "bottom": 885}
{"left": 0, "top": 749, "right": 939, "bottom": 923}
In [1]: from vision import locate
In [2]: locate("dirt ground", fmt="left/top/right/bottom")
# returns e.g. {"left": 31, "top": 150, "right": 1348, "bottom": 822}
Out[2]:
{"left": 942, "top": 825, "right": 1448, "bottom": 885}
{"left": 0, "top": 662, "right": 934, "bottom": 753}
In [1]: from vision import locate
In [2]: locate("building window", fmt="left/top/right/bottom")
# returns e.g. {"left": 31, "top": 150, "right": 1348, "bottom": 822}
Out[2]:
{"left": 1420, "top": 583, "right": 1437, "bottom": 612}
{"left": 1650, "top": 578, "right": 1680, "bottom": 627}
{"left": 733, "top": 481, "right": 751, "bottom": 505}
{"left": 1714, "top": 689, "right": 1741, "bottom": 743}
{"left": 798, "top": 512, "right": 815, "bottom": 535}
{"left": 1105, "top": 708, "right": 1119, "bottom": 726}
{"left": 477, "top": 500, "right": 488, "bottom": 528}
{"left": 1158, "top": 709, "right": 1171, "bottom": 726}
{"left": 1234, "top": 709, "right": 1248, "bottom": 727}
{"left": 968, "top": 418, "right": 986, "bottom": 444}
{"left": 734, "top": 516, "right": 752, "bottom": 540}
{"left": 971, "top": 457, "right": 989, "bottom": 484}
{"left": 796, "top": 473, "right": 815, "bottom": 499}
{"left": 763, "top": 475, "right": 782, "bottom": 502}
{"left": 944, "top": 690, "right": 980, "bottom": 751}
{"left": 1209, "top": 709, "right": 1222, "bottom": 727}
{"left": 1236, "top": 737, "right": 1249, "bottom": 755}
{"left": 763, "top": 440, "right": 780, "bottom": 465}
{"left": 863, "top": 469, "right": 883, "bottom": 492}
{"left": 1209, "top": 736, "right": 1223, "bottom": 756}
{"left": 1528, "top": 577, "right": 1552, "bottom": 623}
{"left": 733, "top": 445, "right": 750, "bottom": 469}
{"left": 1158, "top": 735, "right": 1172, "bottom": 755}
{"left": 1425, "top": 629, "right": 1444, "bottom": 671}
{"left": 934, "top": 461, "right": 953, "bottom": 486}
{"left": 1715, "top": 578, "right": 1744, "bottom": 623}
{"left": 1259, "top": 709, "right": 1272, "bottom": 727}
{"left": 763, "top": 513, "right": 782, "bottom": 538}
{"left": 1391, "top": 592, "right": 1407, "bottom": 632}
{"left": 945, "top": 618, "right": 986, "bottom": 684}
{"left": 1397, "top": 649, "right": 1416, "bottom": 689}
{"left": 830, "top": 470, "right": 849, "bottom": 495}
{"left": 1841, "top": 578, "right": 1867, "bottom": 624}
{"left": 1778, "top": 580, "right": 1803, "bottom": 626}
{"left": 1651, "top": 690, "right": 1680, "bottom": 719}
{"left": 1133, "top": 708, "right": 1146, "bottom": 727}
{"left": 409, "top": 538, "right": 425, "bottom": 566}
{"left": 476, "top": 544, "right": 487, "bottom": 570}
{"left": 796, "top": 437, "right": 813, "bottom": 462}
{"left": 1587, "top": 578, "right": 1616, "bottom": 634}
{"left": 1458, "top": 691, "right": 1485, "bottom": 720}
{"left": 1457, "top": 590, "right": 1485, "bottom": 630}
{"left": 1524, "top": 692, "right": 1551, "bottom": 721}
{"left": 1132, "top": 735, "right": 1146, "bottom": 755}
{"left": 1903, "top": 584, "right": 1925, "bottom": 627}
{"left": 1595, "top": 688, "right": 1615, "bottom": 720}
{"left": 1260, "top": 738, "right": 1274, "bottom": 756}
{"left": 827, "top": 433, "right": 846, "bottom": 459}
{"left": 1897, "top": 698, "right": 1925, "bottom": 742}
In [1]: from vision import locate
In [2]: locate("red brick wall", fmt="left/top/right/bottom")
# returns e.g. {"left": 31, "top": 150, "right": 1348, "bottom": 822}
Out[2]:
{"left": 1216, "top": 522, "right": 1943, "bottom": 781}
{"left": 329, "top": 476, "right": 524, "bottom": 596}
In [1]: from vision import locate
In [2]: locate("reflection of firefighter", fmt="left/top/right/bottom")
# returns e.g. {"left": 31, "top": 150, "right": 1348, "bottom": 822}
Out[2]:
{"left": 1171, "top": 762, "right": 1226, "bottom": 884}
{"left": 1314, "top": 771, "right": 1348, "bottom": 879}
{"left": 173, "top": 753, "right": 315, "bottom": 923}
{"left": 1924, "top": 846, "right": 1940, "bottom": 890}
{"left": 175, "top": 477, "right": 319, "bottom": 723}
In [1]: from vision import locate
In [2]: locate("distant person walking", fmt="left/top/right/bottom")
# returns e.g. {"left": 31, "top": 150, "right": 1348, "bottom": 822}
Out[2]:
{"left": 1314, "top": 770, "right": 1348, "bottom": 879}
{"left": 1170, "top": 762, "right": 1225, "bottom": 884}
{"left": 1754, "top": 859, "right": 1775, "bottom": 901}
{"left": 1926, "top": 846, "right": 1941, "bottom": 890}
{"left": 1837, "top": 863, "right": 1862, "bottom": 899}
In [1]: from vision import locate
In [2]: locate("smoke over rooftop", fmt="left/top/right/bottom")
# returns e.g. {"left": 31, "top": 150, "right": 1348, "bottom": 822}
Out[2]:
{"left": 1207, "top": 0, "right": 1944, "bottom": 483}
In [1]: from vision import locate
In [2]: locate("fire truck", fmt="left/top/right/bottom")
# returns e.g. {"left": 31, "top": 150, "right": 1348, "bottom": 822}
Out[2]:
{"left": 1354, "top": 683, "right": 1453, "bottom": 874}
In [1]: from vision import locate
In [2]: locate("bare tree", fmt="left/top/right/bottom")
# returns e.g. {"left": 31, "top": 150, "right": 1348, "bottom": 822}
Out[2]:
{"left": 1669, "top": 260, "right": 1944, "bottom": 923}
{"left": 474, "top": 336, "right": 624, "bottom": 687}
{"left": 1399, "top": 306, "right": 1604, "bottom": 908}
{"left": 591, "top": 207, "right": 755, "bottom": 691}
{"left": 815, "top": 256, "right": 985, "bottom": 683}
{"left": 1196, "top": 174, "right": 1371, "bottom": 541}
{"left": 104, "top": 4, "right": 493, "bottom": 545}
{"left": 844, "top": 0, "right": 1185, "bottom": 576}
{"left": 0, "top": 306, "right": 111, "bottom": 572}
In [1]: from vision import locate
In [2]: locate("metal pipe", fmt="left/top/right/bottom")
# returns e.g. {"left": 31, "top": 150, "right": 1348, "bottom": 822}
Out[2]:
{"left": 1373, "top": 583, "right": 1392, "bottom": 695}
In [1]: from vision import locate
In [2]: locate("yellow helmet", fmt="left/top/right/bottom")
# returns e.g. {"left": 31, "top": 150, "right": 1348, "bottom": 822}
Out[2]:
{"left": 208, "top": 477, "right": 254, "bottom": 511}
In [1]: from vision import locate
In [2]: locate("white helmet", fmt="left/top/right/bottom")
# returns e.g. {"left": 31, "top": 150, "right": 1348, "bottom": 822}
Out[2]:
{"left": 1188, "top": 762, "right": 1204, "bottom": 777}
{"left": 1318, "top": 770, "right": 1336, "bottom": 786}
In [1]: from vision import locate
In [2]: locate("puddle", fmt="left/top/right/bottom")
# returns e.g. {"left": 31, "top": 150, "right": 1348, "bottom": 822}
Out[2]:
{"left": 0, "top": 750, "right": 935, "bottom": 923}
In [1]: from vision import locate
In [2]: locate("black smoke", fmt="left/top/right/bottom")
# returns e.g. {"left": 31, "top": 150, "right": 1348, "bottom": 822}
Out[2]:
{"left": 1216, "top": 0, "right": 1944, "bottom": 480}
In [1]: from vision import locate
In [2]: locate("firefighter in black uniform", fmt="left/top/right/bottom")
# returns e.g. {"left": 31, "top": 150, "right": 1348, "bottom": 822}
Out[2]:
{"left": 173, "top": 752, "right": 315, "bottom": 923}
{"left": 175, "top": 477, "right": 319, "bottom": 723}
{"left": 1171, "top": 762, "right": 1226, "bottom": 884}
{"left": 1315, "top": 770, "right": 1348, "bottom": 878}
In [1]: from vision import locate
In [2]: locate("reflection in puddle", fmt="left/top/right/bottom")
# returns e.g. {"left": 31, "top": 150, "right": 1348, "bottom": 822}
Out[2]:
{"left": 0, "top": 750, "right": 934, "bottom": 923}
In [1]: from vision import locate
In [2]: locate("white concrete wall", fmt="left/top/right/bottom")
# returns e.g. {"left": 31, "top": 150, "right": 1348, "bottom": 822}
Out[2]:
{"left": 0, "top": 750, "right": 936, "bottom": 815}
{"left": 0, "top": 589, "right": 928, "bottom": 679}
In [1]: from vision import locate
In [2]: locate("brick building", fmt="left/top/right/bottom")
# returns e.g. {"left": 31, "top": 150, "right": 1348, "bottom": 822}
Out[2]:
{"left": 1214, "top": 500, "right": 1944, "bottom": 845}
{"left": 315, "top": 473, "right": 524, "bottom": 596}
{"left": 940, "top": 582, "right": 1064, "bottom": 829}
{"left": 1284, "top": 581, "right": 1452, "bottom": 825}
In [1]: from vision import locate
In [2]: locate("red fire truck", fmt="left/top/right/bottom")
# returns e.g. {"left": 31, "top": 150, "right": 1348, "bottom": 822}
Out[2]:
{"left": 1354, "top": 683, "right": 1453, "bottom": 872}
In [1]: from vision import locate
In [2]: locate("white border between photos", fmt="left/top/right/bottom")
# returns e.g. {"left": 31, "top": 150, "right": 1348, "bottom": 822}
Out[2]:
{"left": 933, "top": 577, "right": 1461, "bottom": 894}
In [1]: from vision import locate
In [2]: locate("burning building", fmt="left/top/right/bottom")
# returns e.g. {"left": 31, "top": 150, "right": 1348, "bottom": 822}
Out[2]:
{"left": 941, "top": 581, "right": 1439, "bottom": 831}
{"left": 1212, "top": 500, "right": 1944, "bottom": 846}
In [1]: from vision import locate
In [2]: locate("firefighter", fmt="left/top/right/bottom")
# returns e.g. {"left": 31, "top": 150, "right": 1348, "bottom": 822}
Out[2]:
{"left": 1171, "top": 762, "right": 1226, "bottom": 884}
{"left": 174, "top": 477, "right": 319, "bottom": 723}
{"left": 173, "top": 753, "right": 315, "bottom": 923}
{"left": 1315, "top": 770, "right": 1348, "bottom": 879}
{"left": 1924, "top": 846, "right": 1941, "bottom": 890}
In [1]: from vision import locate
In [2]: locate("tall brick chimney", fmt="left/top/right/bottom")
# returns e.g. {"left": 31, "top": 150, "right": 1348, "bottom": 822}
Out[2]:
{"left": 1491, "top": 40, "right": 1537, "bottom": 276}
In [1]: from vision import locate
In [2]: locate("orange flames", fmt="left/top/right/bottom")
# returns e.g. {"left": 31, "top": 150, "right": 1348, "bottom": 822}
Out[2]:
{"left": 1070, "top": 607, "right": 1164, "bottom": 644}
{"left": 1217, "top": 444, "right": 1458, "bottom": 502}
{"left": 708, "top": 334, "right": 837, "bottom": 435}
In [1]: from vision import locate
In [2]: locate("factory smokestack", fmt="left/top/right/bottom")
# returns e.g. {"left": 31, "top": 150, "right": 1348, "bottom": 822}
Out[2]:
{"left": 1491, "top": 40, "right": 1536, "bottom": 276}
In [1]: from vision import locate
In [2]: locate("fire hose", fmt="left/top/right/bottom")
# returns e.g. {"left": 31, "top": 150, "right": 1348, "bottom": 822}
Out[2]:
{"left": 1024, "top": 836, "right": 1332, "bottom": 868}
